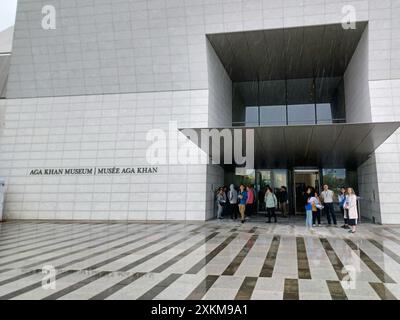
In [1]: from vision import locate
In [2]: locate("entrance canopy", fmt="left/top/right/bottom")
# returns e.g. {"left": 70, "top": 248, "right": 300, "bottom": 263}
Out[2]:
{"left": 180, "top": 122, "right": 400, "bottom": 169}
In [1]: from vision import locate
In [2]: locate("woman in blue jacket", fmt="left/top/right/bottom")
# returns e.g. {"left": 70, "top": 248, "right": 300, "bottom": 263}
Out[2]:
{"left": 238, "top": 184, "right": 248, "bottom": 224}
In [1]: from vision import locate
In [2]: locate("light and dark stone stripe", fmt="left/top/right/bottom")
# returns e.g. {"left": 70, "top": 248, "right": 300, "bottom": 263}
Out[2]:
{"left": 114, "top": 233, "right": 208, "bottom": 271}
{"left": 370, "top": 230, "right": 400, "bottom": 246}
{"left": 0, "top": 224, "right": 115, "bottom": 258}
{"left": 54, "top": 224, "right": 171, "bottom": 270}
{"left": 0, "top": 221, "right": 62, "bottom": 236}
{"left": 344, "top": 239, "right": 396, "bottom": 283}
{"left": 283, "top": 278, "right": 299, "bottom": 300}
{"left": 89, "top": 272, "right": 146, "bottom": 300}
{"left": 369, "top": 282, "right": 397, "bottom": 300}
{"left": 319, "top": 238, "right": 347, "bottom": 281}
{"left": 186, "top": 233, "right": 239, "bottom": 274}
{"left": 186, "top": 275, "right": 219, "bottom": 300}
{"left": 326, "top": 280, "right": 348, "bottom": 300}
{"left": 259, "top": 235, "right": 280, "bottom": 277}
{"left": 296, "top": 237, "right": 311, "bottom": 279}
{"left": 383, "top": 227, "right": 400, "bottom": 238}
{"left": 137, "top": 274, "right": 182, "bottom": 300}
{"left": 87, "top": 227, "right": 203, "bottom": 272}
{"left": 0, "top": 223, "right": 79, "bottom": 243}
{"left": 0, "top": 224, "right": 164, "bottom": 287}
{"left": 222, "top": 235, "right": 258, "bottom": 276}
{"left": 368, "top": 239, "right": 400, "bottom": 265}
{"left": 0, "top": 223, "right": 93, "bottom": 246}
{"left": 0, "top": 223, "right": 146, "bottom": 270}
{"left": 248, "top": 227, "right": 257, "bottom": 233}
{"left": 235, "top": 277, "right": 257, "bottom": 300}
{"left": 151, "top": 232, "right": 219, "bottom": 273}
{"left": 0, "top": 269, "right": 42, "bottom": 288}
{"left": 18, "top": 223, "right": 175, "bottom": 270}
{"left": 0, "top": 270, "right": 78, "bottom": 300}
{"left": 42, "top": 271, "right": 112, "bottom": 300}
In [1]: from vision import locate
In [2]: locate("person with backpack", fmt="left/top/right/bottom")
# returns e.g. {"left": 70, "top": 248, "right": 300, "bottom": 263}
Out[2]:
{"left": 265, "top": 187, "right": 278, "bottom": 223}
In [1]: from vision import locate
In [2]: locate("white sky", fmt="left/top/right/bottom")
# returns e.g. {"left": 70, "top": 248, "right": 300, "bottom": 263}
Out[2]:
{"left": 0, "top": 0, "right": 18, "bottom": 32}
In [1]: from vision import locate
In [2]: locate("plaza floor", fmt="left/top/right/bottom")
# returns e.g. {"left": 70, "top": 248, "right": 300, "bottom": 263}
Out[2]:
{"left": 0, "top": 217, "right": 400, "bottom": 300}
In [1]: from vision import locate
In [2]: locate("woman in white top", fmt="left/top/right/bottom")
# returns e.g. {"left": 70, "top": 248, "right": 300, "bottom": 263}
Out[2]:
{"left": 344, "top": 188, "right": 358, "bottom": 234}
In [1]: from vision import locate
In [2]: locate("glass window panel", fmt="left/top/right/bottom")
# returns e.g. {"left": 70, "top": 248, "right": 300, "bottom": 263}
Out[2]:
{"left": 315, "top": 77, "right": 341, "bottom": 102}
{"left": 235, "top": 168, "right": 255, "bottom": 186}
{"left": 287, "top": 104, "right": 315, "bottom": 124}
{"left": 245, "top": 106, "right": 259, "bottom": 126}
{"left": 315, "top": 77, "right": 346, "bottom": 122}
{"left": 287, "top": 78, "right": 315, "bottom": 104}
{"left": 233, "top": 82, "right": 258, "bottom": 125}
{"left": 260, "top": 105, "right": 286, "bottom": 125}
{"left": 317, "top": 103, "right": 332, "bottom": 124}
{"left": 322, "top": 169, "right": 346, "bottom": 193}
{"left": 272, "top": 169, "right": 288, "bottom": 193}
{"left": 258, "top": 80, "right": 286, "bottom": 106}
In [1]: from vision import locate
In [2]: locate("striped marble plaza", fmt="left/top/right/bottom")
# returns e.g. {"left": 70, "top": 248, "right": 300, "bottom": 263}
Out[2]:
{"left": 0, "top": 219, "right": 399, "bottom": 300}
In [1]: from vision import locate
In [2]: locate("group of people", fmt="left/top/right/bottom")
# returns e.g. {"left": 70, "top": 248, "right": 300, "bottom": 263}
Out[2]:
{"left": 217, "top": 183, "right": 359, "bottom": 233}
{"left": 304, "top": 184, "right": 358, "bottom": 232}
{"left": 216, "top": 184, "right": 288, "bottom": 224}
{"left": 216, "top": 184, "right": 254, "bottom": 224}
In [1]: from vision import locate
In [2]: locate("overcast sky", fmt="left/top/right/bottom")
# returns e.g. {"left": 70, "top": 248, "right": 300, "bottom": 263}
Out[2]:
{"left": 0, "top": 0, "right": 18, "bottom": 32}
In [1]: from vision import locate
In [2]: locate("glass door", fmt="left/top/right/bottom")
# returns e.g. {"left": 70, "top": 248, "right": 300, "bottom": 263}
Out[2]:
{"left": 293, "top": 169, "right": 320, "bottom": 214}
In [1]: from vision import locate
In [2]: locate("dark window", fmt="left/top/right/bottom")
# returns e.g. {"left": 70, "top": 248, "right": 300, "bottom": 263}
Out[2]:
{"left": 233, "top": 77, "right": 345, "bottom": 126}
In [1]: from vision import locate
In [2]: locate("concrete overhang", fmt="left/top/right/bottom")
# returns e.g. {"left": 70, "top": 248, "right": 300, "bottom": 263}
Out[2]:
{"left": 179, "top": 122, "right": 400, "bottom": 169}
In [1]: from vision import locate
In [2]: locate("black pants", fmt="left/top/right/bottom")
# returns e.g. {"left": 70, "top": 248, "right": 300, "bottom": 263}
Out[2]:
{"left": 312, "top": 209, "right": 321, "bottom": 225}
{"left": 259, "top": 200, "right": 265, "bottom": 212}
{"left": 246, "top": 204, "right": 253, "bottom": 217}
{"left": 230, "top": 203, "right": 238, "bottom": 220}
{"left": 340, "top": 207, "right": 349, "bottom": 225}
{"left": 324, "top": 203, "right": 336, "bottom": 225}
{"left": 267, "top": 207, "right": 277, "bottom": 222}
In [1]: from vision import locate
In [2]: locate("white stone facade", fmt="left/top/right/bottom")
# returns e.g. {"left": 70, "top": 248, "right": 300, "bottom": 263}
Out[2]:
{"left": 0, "top": 0, "right": 400, "bottom": 222}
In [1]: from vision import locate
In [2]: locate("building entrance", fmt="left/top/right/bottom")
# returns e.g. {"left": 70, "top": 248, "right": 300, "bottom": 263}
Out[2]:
{"left": 293, "top": 169, "right": 320, "bottom": 214}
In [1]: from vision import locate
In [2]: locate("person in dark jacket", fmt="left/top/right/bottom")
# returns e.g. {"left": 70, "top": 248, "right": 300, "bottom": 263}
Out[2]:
{"left": 279, "top": 186, "right": 288, "bottom": 217}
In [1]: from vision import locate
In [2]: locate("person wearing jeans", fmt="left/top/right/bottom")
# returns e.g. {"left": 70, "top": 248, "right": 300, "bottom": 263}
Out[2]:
{"left": 238, "top": 184, "right": 248, "bottom": 224}
{"left": 305, "top": 200, "right": 313, "bottom": 229}
{"left": 321, "top": 185, "right": 337, "bottom": 225}
{"left": 228, "top": 184, "right": 238, "bottom": 220}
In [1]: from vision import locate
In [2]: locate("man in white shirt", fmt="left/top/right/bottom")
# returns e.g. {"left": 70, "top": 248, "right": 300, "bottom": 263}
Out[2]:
{"left": 320, "top": 184, "right": 337, "bottom": 225}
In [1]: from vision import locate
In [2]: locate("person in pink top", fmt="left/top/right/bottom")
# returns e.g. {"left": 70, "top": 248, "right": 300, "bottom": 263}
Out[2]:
{"left": 246, "top": 185, "right": 255, "bottom": 217}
